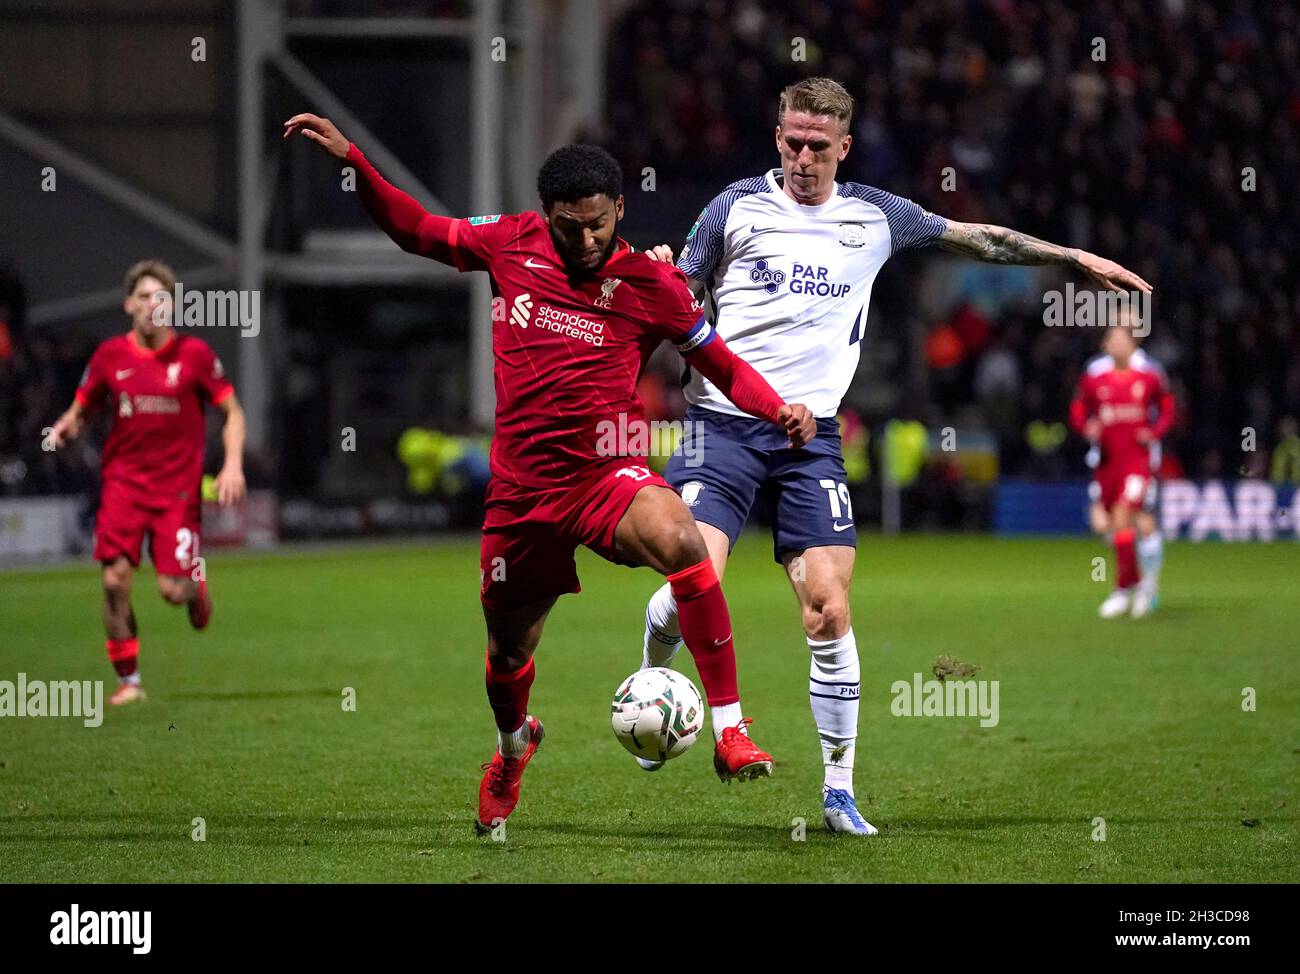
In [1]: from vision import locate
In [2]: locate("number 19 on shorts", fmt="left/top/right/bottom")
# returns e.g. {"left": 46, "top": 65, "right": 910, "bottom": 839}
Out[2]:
{"left": 820, "top": 479, "right": 854, "bottom": 530}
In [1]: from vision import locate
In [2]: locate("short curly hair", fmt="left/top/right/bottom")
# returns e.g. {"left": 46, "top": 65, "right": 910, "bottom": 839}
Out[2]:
{"left": 536, "top": 144, "right": 622, "bottom": 209}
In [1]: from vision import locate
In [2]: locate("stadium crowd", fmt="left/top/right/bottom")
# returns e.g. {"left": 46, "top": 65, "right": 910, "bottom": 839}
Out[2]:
{"left": 2, "top": 0, "right": 1297, "bottom": 502}
{"left": 605, "top": 0, "right": 1300, "bottom": 480}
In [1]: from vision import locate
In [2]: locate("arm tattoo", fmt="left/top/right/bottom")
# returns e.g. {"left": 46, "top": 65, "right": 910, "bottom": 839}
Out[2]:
{"left": 939, "top": 222, "right": 1079, "bottom": 267}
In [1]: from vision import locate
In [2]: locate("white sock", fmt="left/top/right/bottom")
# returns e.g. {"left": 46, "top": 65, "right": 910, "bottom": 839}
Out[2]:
{"left": 120, "top": 672, "right": 141, "bottom": 687}
{"left": 641, "top": 583, "right": 681, "bottom": 669}
{"left": 809, "top": 629, "right": 860, "bottom": 795}
{"left": 1138, "top": 532, "right": 1163, "bottom": 589}
{"left": 711, "top": 701, "right": 743, "bottom": 741}
{"left": 498, "top": 717, "right": 530, "bottom": 758}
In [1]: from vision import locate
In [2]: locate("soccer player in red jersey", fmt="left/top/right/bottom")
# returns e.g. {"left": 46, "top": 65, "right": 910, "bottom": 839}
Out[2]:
{"left": 1069, "top": 317, "right": 1175, "bottom": 619}
{"left": 285, "top": 112, "right": 818, "bottom": 832}
{"left": 47, "top": 260, "right": 247, "bottom": 705}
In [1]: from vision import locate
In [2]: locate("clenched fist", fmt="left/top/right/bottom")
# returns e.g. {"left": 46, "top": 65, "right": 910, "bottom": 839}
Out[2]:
{"left": 778, "top": 403, "right": 817, "bottom": 448}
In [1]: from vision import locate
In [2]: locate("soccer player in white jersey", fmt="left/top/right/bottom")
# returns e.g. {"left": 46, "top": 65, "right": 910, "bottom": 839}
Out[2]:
{"left": 635, "top": 77, "right": 1152, "bottom": 835}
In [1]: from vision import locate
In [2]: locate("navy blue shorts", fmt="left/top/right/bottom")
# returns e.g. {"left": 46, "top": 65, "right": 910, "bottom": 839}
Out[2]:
{"left": 664, "top": 405, "right": 856, "bottom": 563}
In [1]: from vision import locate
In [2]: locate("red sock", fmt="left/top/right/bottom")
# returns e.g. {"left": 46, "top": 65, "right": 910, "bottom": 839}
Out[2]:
{"left": 106, "top": 637, "right": 139, "bottom": 679}
{"left": 1114, "top": 529, "right": 1139, "bottom": 590}
{"left": 668, "top": 559, "right": 739, "bottom": 706}
{"left": 485, "top": 653, "right": 534, "bottom": 733}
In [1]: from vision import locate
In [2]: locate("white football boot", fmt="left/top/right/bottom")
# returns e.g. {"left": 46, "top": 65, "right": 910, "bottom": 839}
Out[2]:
{"left": 1130, "top": 584, "right": 1159, "bottom": 618}
{"left": 823, "top": 788, "right": 879, "bottom": 835}
{"left": 1098, "top": 588, "right": 1132, "bottom": 619}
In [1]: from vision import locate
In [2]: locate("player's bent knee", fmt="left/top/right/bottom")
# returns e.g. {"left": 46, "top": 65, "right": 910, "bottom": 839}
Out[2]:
{"left": 803, "top": 599, "right": 850, "bottom": 641}
{"left": 484, "top": 625, "right": 540, "bottom": 671}
{"left": 157, "top": 578, "right": 191, "bottom": 605}
{"left": 103, "top": 578, "right": 131, "bottom": 602}
{"left": 641, "top": 513, "right": 709, "bottom": 574}
{"left": 671, "top": 521, "right": 710, "bottom": 567}
{"left": 486, "top": 642, "right": 534, "bottom": 673}
{"left": 102, "top": 567, "right": 132, "bottom": 601}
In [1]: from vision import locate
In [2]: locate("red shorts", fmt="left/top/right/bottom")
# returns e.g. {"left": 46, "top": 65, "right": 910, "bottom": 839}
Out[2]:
{"left": 479, "top": 461, "right": 670, "bottom": 611}
{"left": 94, "top": 479, "right": 201, "bottom": 577}
{"left": 1092, "top": 462, "right": 1157, "bottom": 513}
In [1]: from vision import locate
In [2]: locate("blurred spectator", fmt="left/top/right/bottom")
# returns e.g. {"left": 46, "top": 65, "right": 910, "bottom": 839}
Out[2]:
{"left": 1271, "top": 417, "right": 1300, "bottom": 485}
{"left": 0, "top": 261, "right": 104, "bottom": 497}
{"left": 607, "top": 0, "right": 1300, "bottom": 479}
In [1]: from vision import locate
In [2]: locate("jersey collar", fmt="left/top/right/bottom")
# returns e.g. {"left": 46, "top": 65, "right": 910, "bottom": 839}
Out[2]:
{"left": 128, "top": 329, "right": 176, "bottom": 358}
{"left": 602, "top": 237, "right": 633, "bottom": 269}
{"left": 766, "top": 168, "right": 841, "bottom": 213}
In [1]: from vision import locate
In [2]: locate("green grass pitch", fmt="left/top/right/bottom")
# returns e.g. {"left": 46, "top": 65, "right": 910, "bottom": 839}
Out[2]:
{"left": 1, "top": 535, "right": 1295, "bottom": 883}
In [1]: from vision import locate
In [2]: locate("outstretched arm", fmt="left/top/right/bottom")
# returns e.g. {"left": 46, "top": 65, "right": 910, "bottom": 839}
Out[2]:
{"left": 938, "top": 221, "right": 1152, "bottom": 293}
{"left": 283, "top": 113, "right": 461, "bottom": 263}
{"left": 683, "top": 333, "right": 815, "bottom": 447}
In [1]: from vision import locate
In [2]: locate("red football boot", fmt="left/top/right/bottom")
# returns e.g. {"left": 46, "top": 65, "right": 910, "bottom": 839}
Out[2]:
{"left": 713, "top": 717, "right": 773, "bottom": 782}
{"left": 188, "top": 579, "right": 212, "bottom": 630}
{"left": 475, "top": 715, "right": 545, "bottom": 834}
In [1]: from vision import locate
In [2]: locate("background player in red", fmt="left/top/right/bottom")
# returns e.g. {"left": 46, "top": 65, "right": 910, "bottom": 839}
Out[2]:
{"left": 47, "top": 260, "right": 247, "bottom": 705}
{"left": 285, "top": 112, "right": 818, "bottom": 833}
{"left": 1070, "top": 315, "right": 1175, "bottom": 619}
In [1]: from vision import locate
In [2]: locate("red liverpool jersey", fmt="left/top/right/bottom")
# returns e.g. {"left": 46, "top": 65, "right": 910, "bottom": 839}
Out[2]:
{"left": 446, "top": 211, "right": 710, "bottom": 488}
{"left": 1069, "top": 350, "right": 1174, "bottom": 470}
{"left": 75, "top": 331, "right": 234, "bottom": 500}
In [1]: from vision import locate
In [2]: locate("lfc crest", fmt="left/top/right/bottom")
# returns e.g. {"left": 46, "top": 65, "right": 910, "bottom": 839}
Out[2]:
{"left": 594, "top": 277, "right": 622, "bottom": 309}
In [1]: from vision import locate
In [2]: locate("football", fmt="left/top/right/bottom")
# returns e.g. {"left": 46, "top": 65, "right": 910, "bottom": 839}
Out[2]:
{"left": 610, "top": 667, "right": 704, "bottom": 763}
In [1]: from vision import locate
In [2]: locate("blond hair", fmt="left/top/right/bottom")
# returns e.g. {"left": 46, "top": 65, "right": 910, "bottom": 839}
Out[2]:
{"left": 778, "top": 77, "right": 854, "bottom": 133}
{"left": 123, "top": 259, "right": 176, "bottom": 295}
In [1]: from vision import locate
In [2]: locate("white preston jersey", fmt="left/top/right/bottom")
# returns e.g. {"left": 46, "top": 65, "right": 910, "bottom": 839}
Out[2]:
{"left": 678, "top": 168, "right": 948, "bottom": 418}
